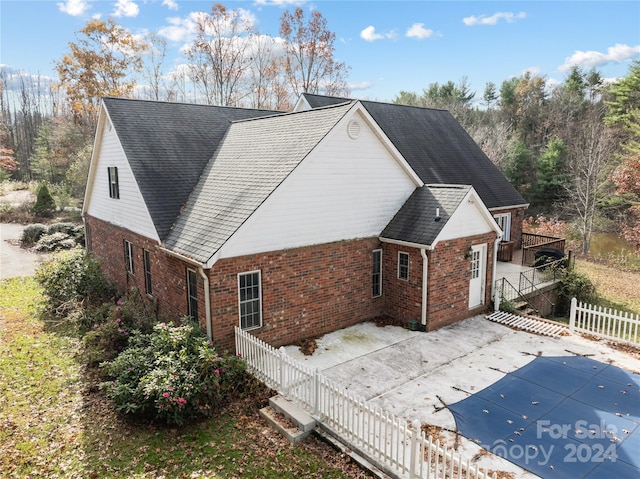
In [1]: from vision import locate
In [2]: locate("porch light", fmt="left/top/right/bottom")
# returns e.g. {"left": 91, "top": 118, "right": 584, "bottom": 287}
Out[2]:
{"left": 465, "top": 246, "right": 474, "bottom": 259}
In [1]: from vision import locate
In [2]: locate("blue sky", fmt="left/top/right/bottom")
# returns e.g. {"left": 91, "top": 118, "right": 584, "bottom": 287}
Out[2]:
{"left": 1, "top": 0, "right": 639, "bottom": 102}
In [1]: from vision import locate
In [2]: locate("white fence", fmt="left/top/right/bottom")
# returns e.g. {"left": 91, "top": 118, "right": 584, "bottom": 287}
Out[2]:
{"left": 235, "top": 327, "right": 497, "bottom": 479}
{"left": 569, "top": 298, "right": 640, "bottom": 345}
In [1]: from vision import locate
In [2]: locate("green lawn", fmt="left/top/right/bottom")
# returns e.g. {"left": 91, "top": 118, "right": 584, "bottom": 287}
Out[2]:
{"left": 0, "top": 277, "right": 368, "bottom": 479}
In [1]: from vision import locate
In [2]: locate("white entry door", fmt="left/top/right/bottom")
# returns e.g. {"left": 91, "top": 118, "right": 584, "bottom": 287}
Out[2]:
{"left": 468, "top": 244, "right": 487, "bottom": 308}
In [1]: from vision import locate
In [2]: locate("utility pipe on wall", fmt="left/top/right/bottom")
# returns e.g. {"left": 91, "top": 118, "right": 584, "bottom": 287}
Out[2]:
{"left": 198, "top": 266, "right": 212, "bottom": 340}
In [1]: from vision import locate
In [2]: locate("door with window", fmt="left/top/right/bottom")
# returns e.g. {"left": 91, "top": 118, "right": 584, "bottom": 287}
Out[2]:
{"left": 468, "top": 244, "right": 487, "bottom": 308}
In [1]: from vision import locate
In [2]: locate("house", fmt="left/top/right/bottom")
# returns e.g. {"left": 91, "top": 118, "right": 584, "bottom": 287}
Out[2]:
{"left": 83, "top": 95, "right": 527, "bottom": 351}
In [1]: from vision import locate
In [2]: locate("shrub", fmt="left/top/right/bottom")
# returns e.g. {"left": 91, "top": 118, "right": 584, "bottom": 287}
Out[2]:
{"left": 35, "top": 247, "right": 115, "bottom": 312}
{"left": 555, "top": 268, "right": 597, "bottom": 315}
{"left": 101, "top": 320, "right": 246, "bottom": 425}
{"left": 32, "top": 183, "right": 56, "bottom": 217}
{"left": 82, "top": 292, "right": 157, "bottom": 364}
{"left": 34, "top": 232, "right": 75, "bottom": 252}
{"left": 21, "top": 223, "right": 47, "bottom": 246}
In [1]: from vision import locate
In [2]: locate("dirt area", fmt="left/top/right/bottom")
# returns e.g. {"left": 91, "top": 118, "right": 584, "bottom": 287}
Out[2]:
{"left": 0, "top": 189, "right": 36, "bottom": 206}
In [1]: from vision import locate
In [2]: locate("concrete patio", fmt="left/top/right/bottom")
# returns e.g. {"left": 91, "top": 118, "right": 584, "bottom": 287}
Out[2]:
{"left": 282, "top": 315, "right": 640, "bottom": 477}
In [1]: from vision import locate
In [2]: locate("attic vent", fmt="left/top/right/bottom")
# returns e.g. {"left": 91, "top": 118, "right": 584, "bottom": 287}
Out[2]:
{"left": 347, "top": 120, "right": 361, "bottom": 139}
{"left": 107, "top": 120, "right": 112, "bottom": 131}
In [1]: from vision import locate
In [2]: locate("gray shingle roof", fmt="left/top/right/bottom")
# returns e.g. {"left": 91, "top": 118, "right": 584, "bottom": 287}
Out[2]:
{"left": 164, "top": 102, "right": 354, "bottom": 262}
{"left": 381, "top": 185, "right": 471, "bottom": 246}
{"left": 300, "top": 94, "right": 527, "bottom": 210}
{"left": 302, "top": 93, "right": 351, "bottom": 108}
{"left": 102, "top": 97, "right": 280, "bottom": 240}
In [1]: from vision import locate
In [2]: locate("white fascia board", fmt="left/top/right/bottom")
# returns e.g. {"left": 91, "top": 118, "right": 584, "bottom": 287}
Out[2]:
{"left": 488, "top": 203, "right": 530, "bottom": 211}
{"left": 352, "top": 101, "right": 424, "bottom": 188}
{"left": 379, "top": 236, "right": 433, "bottom": 250}
{"left": 82, "top": 102, "right": 107, "bottom": 217}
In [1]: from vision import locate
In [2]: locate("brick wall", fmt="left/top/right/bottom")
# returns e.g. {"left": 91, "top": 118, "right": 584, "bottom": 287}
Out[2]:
{"left": 426, "top": 232, "right": 496, "bottom": 330}
{"left": 382, "top": 243, "right": 423, "bottom": 323}
{"left": 208, "top": 237, "right": 385, "bottom": 350}
{"left": 85, "top": 215, "right": 202, "bottom": 324}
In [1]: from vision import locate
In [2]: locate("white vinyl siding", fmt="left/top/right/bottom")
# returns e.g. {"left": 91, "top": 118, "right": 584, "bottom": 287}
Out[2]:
{"left": 219, "top": 110, "right": 417, "bottom": 259}
{"left": 238, "top": 271, "right": 262, "bottom": 330}
{"left": 438, "top": 195, "right": 494, "bottom": 242}
{"left": 85, "top": 118, "right": 159, "bottom": 241}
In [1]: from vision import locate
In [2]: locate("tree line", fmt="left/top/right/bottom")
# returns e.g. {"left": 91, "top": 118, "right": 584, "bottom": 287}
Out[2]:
{"left": 1, "top": 3, "right": 638, "bottom": 254}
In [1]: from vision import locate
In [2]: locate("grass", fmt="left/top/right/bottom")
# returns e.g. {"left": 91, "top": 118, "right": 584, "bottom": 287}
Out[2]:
{"left": 0, "top": 277, "right": 369, "bottom": 479}
{"left": 575, "top": 258, "right": 640, "bottom": 316}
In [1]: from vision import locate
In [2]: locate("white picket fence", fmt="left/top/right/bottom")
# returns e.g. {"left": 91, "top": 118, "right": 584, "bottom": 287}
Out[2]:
{"left": 569, "top": 298, "right": 640, "bottom": 345}
{"left": 235, "top": 327, "right": 497, "bottom": 479}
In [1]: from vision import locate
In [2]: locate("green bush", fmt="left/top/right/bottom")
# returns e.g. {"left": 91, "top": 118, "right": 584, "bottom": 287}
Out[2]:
{"left": 35, "top": 247, "right": 115, "bottom": 312}
{"left": 34, "top": 232, "right": 75, "bottom": 252}
{"left": 101, "top": 320, "right": 246, "bottom": 425}
{"left": 81, "top": 292, "right": 157, "bottom": 364}
{"left": 32, "top": 183, "right": 56, "bottom": 217}
{"left": 556, "top": 268, "right": 597, "bottom": 314}
{"left": 21, "top": 223, "right": 47, "bottom": 246}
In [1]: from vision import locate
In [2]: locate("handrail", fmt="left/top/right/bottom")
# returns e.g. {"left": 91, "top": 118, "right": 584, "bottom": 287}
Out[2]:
{"left": 495, "top": 277, "right": 540, "bottom": 315}
{"left": 519, "top": 270, "right": 555, "bottom": 316}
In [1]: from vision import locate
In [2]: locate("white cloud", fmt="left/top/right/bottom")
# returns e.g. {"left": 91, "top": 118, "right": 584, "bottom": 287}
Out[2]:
{"left": 112, "top": 0, "right": 139, "bottom": 18}
{"left": 254, "top": 0, "right": 304, "bottom": 6}
{"left": 162, "top": 0, "right": 178, "bottom": 10}
{"left": 406, "top": 23, "right": 434, "bottom": 39}
{"left": 463, "top": 11, "right": 526, "bottom": 26}
{"left": 158, "top": 14, "right": 198, "bottom": 42}
{"left": 348, "top": 81, "right": 373, "bottom": 91}
{"left": 57, "top": 0, "right": 90, "bottom": 16}
{"left": 360, "top": 25, "right": 395, "bottom": 42}
{"left": 559, "top": 43, "right": 640, "bottom": 71}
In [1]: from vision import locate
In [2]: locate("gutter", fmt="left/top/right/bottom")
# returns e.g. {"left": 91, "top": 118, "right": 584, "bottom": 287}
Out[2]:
{"left": 491, "top": 234, "right": 503, "bottom": 306}
{"left": 158, "top": 246, "right": 213, "bottom": 340}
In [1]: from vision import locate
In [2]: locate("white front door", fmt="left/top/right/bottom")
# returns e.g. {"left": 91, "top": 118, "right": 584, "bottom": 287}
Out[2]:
{"left": 468, "top": 244, "right": 487, "bottom": 308}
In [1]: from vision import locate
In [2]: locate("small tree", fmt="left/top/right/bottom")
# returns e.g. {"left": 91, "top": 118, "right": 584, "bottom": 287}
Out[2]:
{"left": 32, "top": 183, "right": 56, "bottom": 217}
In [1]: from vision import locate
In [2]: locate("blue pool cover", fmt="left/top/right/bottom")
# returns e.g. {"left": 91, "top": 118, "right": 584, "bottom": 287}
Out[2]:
{"left": 448, "top": 356, "right": 640, "bottom": 478}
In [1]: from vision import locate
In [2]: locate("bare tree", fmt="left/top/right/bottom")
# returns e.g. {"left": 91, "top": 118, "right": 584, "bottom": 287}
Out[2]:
{"left": 185, "top": 4, "right": 255, "bottom": 106}
{"left": 141, "top": 32, "right": 169, "bottom": 101}
{"left": 279, "top": 7, "right": 349, "bottom": 99}
{"left": 563, "top": 103, "right": 618, "bottom": 253}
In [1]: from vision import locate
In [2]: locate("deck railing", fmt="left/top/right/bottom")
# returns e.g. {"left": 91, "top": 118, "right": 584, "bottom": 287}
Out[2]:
{"left": 569, "top": 298, "right": 640, "bottom": 345}
{"left": 521, "top": 233, "right": 566, "bottom": 266}
{"left": 235, "top": 327, "right": 497, "bottom": 479}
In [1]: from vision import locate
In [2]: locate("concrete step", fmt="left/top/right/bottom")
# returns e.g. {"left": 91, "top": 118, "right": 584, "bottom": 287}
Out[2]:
{"left": 259, "top": 406, "right": 312, "bottom": 444}
{"left": 269, "top": 395, "right": 316, "bottom": 433}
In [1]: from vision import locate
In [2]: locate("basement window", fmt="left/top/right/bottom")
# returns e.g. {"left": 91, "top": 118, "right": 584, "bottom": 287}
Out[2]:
{"left": 238, "top": 271, "right": 262, "bottom": 330}
{"left": 124, "top": 240, "right": 134, "bottom": 274}
{"left": 143, "top": 250, "right": 152, "bottom": 296}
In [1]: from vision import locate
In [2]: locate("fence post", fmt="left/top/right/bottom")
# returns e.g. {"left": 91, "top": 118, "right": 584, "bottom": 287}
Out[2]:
{"left": 409, "top": 420, "right": 420, "bottom": 479}
{"left": 569, "top": 297, "right": 577, "bottom": 333}
{"left": 279, "top": 346, "right": 287, "bottom": 393}
{"left": 313, "top": 369, "right": 320, "bottom": 416}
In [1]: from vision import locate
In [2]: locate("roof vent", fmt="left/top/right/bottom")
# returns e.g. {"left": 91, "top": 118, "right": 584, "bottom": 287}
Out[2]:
{"left": 347, "top": 120, "right": 361, "bottom": 139}
{"left": 435, "top": 208, "right": 441, "bottom": 222}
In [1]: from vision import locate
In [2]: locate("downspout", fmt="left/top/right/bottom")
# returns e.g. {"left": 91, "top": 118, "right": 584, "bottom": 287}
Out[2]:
{"left": 420, "top": 248, "right": 429, "bottom": 328}
{"left": 198, "top": 266, "right": 212, "bottom": 341}
{"left": 491, "top": 235, "right": 502, "bottom": 306}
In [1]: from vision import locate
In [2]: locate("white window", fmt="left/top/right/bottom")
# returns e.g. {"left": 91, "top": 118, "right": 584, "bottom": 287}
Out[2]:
{"left": 108, "top": 166, "right": 120, "bottom": 199}
{"left": 187, "top": 269, "right": 198, "bottom": 319}
{"left": 238, "top": 271, "right": 262, "bottom": 330}
{"left": 494, "top": 213, "right": 511, "bottom": 241}
{"left": 471, "top": 249, "right": 481, "bottom": 279}
{"left": 398, "top": 252, "right": 409, "bottom": 281}
{"left": 372, "top": 249, "right": 382, "bottom": 297}
{"left": 124, "top": 240, "right": 134, "bottom": 274}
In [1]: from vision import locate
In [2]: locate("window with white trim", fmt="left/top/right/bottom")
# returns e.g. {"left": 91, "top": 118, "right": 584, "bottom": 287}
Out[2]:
{"left": 143, "top": 250, "right": 152, "bottom": 295}
{"left": 493, "top": 213, "right": 511, "bottom": 241}
{"left": 187, "top": 269, "right": 198, "bottom": 319}
{"left": 108, "top": 167, "right": 120, "bottom": 199}
{"left": 398, "top": 252, "right": 409, "bottom": 281}
{"left": 238, "top": 271, "right": 262, "bottom": 330}
{"left": 372, "top": 249, "right": 382, "bottom": 297}
{"left": 124, "top": 240, "right": 134, "bottom": 274}
{"left": 471, "top": 249, "right": 481, "bottom": 279}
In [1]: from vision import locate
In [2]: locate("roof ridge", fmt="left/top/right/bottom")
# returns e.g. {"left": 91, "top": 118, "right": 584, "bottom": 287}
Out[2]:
{"left": 232, "top": 99, "right": 355, "bottom": 124}
{"left": 103, "top": 96, "right": 280, "bottom": 113}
